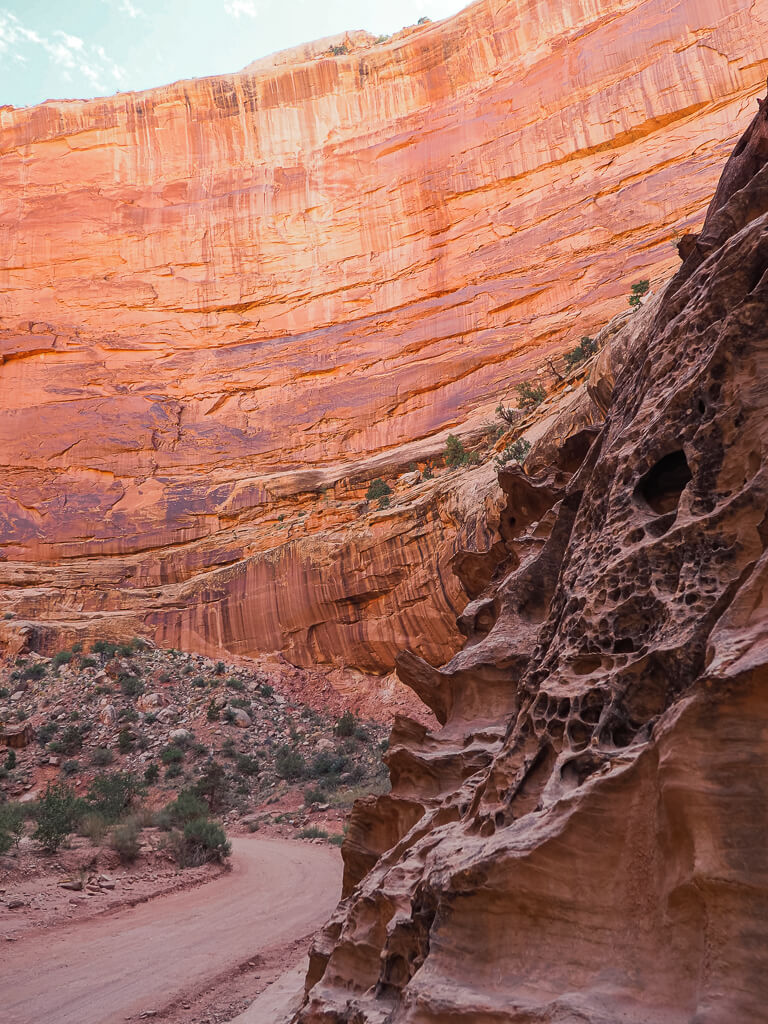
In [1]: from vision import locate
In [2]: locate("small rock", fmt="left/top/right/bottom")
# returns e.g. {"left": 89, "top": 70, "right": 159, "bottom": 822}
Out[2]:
{"left": 6, "top": 899, "right": 24, "bottom": 909}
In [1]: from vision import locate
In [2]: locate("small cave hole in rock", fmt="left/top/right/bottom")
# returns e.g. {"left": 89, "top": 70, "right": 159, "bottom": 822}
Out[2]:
{"left": 613, "top": 637, "right": 635, "bottom": 654}
{"left": 635, "top": 450, "right": 692, "bottom": 515}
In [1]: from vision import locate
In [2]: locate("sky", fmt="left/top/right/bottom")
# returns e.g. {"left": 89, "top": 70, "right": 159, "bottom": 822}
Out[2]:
{"left": 0, "top": 0, "right": 468, "bottom": 109}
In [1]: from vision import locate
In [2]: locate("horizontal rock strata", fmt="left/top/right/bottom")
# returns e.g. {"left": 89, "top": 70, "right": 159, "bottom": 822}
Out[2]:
{"left": 1, "top": 0, "right": 767, "bottom": 671}
{"left": 296, "top": 97, "right": 768, "bottom": 1021}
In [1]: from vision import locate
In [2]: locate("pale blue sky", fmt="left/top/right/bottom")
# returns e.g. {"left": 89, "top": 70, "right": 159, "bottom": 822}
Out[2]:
{"left": 0, "top": 0, "right": 467, "bottom": 108}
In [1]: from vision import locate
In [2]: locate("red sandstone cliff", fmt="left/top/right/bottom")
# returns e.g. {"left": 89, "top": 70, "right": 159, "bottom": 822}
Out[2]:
{"left": 1, "top": 0, "right": 766, "bottom": 675}
{"left": 296, "top": 94, "right": 768, "bottom": 1023}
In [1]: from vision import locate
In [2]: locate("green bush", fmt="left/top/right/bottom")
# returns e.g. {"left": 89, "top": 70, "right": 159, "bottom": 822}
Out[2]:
{"left": 79, "top": 811, "right": 108, "bottom": 845}
{"left": 195, "top": 761, "right": 227, "bottom": 811}
{"left": 310, "top": 750, "right": 348, "bottom": 778}
{"left": 329, "top": 43, "right": 348, "bottom": 56}
{"left": 516, "top": 381, "right": 546, "bottom": 410}
{"left": 62, "top": 759, "right": 80, "bottom": 776}
{"left": 365, "top": 478, "right": 392, "bottom": 507}
{"left": 33, "top": 782, "right": 83, "bottom": 852}
{"left": 494, "top": 438, "right": 532, "bottom": 469}
{"left": 55, "top": 725, "right": 83, "bottom": 756}
{"left": 275, "top": 745, "right": 306, "bottom": 781}
{"left": 120, "top": 673, "right": 144, "bottom": 698}
{"left": 259, "top": 683, "right": 274, "bottom": 698}
{"left": 444, "top": 434, "right": 467, "bottom": 467}
{"left": 165, "top": 763, "right": 183, "bottom": 779}
{"left": 86, "top": 772, "right": 141, "bottom": 823}
{"left": 91, "top": 747, "right": 115, "bottom": 767}
{"left": 22, "top": 663, "right": 46, "bottom": 682}
{"left": 173, "top": 818, "right": 231, "bottom": 867}
{"left": 0, "top": 802, "right": 25, "bottom": 849}
{"left": 4, "top": 748, "right": 16, "bottom": 771}
{"left": 299, "top": 826, "right": 328, "bottom": 839}
{"left": 51, "top": 649, "right": 74, "bottom": 670}
{"left": 143, "top": 763, "right": 159, "bottom": 784}
{"left": 80, "top": 656, "right": 98, "bottom": 669}
{"left": 628, "top": 279, "right": 650, "bottom": 308}
{"left": 563, "top": 335, "right": 597, "bottom": 371}
{"left": 206, "top": 699, "right": 219, "bottom": 722}
{"left": 334, "top": 710, "right": 357, "bottom": 737}
{"left": 110, "top": 820, "right": 140, "bottom": 863}
{"left": 236, "top": 753, "right": 259, "bottom": 776}
{"left": 92, "top": 640, "right": 118, "bottom": 660}
{"left": 160, "top": 745, "right": 184, "bottom": 765}
{"left": 164, "top": 789, "right": 209, "bottom": 826}
{"left": 214, "top": 661, "right": 225, "bottom": 676}
{"left": 118, "top": 729, "right": 133, "bottom": 754}
{"left": 304, "top": 786, "right": 326, "bottom": 805}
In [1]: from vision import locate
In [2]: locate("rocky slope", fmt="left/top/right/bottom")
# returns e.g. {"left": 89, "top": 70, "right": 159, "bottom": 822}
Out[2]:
{"left": 1, "top": 0, "right": 766, "bottom": 675}
{"left": 295, "top": 98, "right": 768, "bottom": 1022}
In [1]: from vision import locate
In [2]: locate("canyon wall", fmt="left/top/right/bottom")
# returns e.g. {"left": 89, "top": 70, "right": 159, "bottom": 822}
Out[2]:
{"left": 1, "top": 0, "right": 767, "bottom": 673}
{"left": 297, "top": 99, "right": 768, "bottom": 1023}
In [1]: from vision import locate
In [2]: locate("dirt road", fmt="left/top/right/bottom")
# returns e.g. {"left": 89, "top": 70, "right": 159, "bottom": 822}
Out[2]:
{"left": 0, "top": 837, "right": 340, "bottom": 1024}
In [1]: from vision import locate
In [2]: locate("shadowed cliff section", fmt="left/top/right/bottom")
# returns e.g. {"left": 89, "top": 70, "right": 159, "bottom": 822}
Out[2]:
{"left": 1, "top": 0, "right": 768, "bottom": 674}
{"left": 296, "top": 97, "right": 768, "bottom": 1022}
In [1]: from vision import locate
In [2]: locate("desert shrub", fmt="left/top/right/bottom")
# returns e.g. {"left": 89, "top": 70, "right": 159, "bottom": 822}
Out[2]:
{"left": 143, "top": 763, "right": 159, "bottom": 784}
{"left": 417, "top": 15, "right": 431, "bottom": 23}
{"left": 195, "top": 761, "right": 227, "bottom": 811}
{"left": 299, "top": 826, "right": 328, "bottom": 839}
{"left": 496, "top": 402, "right": 521, "bottom": 426}
{"left": 275, "top": 745, "right": 305, "bottom": 781}
{"left": 236, "top": 753, "right": 259, "bottom": 776}
{"left": 160, "top": 745, "right": 184, "bottom": 765}
{"left": 110, "top": 820, "right": 140, "bottom": 863}
{"left": 422, "top": 463, "right": 434, "bottom": 480}
{"left": 329, "top": 834, "right": 345, "bottom": 847}
{"left": 79, "top": 811, "right": 108, "bottom": 845}
{"left": 119, "top": 673, "right": 144, "bottom": 698}
{"left": 0, "top": 802, "right": 25, "bottom": 849}
{"left": 629, "top": 279, "right": 650, "bottom": 308}
{"left": 365, "top": 478, "right": 392, "bottom": 509}
{"left": 0, "top": 687, "right": 8, "bottom": 699}
{"left": 164, "top": 789, "right": 209, "bottom": 826}
{"left": 92, "top": 640, "right": 118, "bottom": 660}
{"left": 80, "top": 656, "right": 98, "bottom": 669}
{"left": 86, "top": 772, "right": 141, "bottom": 823}
{"left": 444, "top": 433, "right": 467, "bottom": 467}
{"left": 33, "top": 782, "right": 83, "bottom": 852}
{"left": 165, "top": 763, "right": 183, "bottom": 779}
{"left": 54, "top": 725, "right": 83, "bottom": 755}
{"left": 4, "top": 748, "right": 16, "bottom": 771}
{"left": 329, "top": 43, "right": 348, "bottom": 56}
{"left": 192, "top": 675, "right": 206, "bottom": 689}
{"left": 310, "top": 750, "right": 348, "bottom": 778}
{"left": 62, "top": 759, "right": 80, "bottom": 776}
{"left": 259, "top": 683, "right": 274, "bottom": 698}
{"left": 91, "top": 747, "right": 115, "bottom": 767}
{"left": 51, "top": 649, "right": 73, "bottom": 670}
{"left": 494, "top": 438, "right": 532, "bottom": 469}
{"left": 214, "top": 661, "right": 225, "bottom": 675}
{"left": 304, "top": 786, "right": 326, "bottom": 805}
{"left": 226, "top": 676, "right": 244, "bottom": 692}
{"left": 22, "top": 663, "right": 46, "bottom": 682}
{"left": 563, "top": 335, "right": 597, "bottom": 371}
{"left": 516, "top": 381, "right": 546, "bottom": 409}
{"left": 173, "top": 818, "right": 231, "bottom": 867}
{"left": 117, "top": 729, "right": 133, "bottom": 754}
{"left": 334, "top": 710, "right": 357, "bottom": 737}
{"left": 118, "top": 708, "right": 139, "bottom": 723}
{"left": 206, "top": 699, "right": 219, "bottom": 722}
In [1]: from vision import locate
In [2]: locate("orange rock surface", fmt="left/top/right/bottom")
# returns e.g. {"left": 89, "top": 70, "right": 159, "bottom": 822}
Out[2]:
{"left": 1, "top": 0, "right": 766, "bottom": 673}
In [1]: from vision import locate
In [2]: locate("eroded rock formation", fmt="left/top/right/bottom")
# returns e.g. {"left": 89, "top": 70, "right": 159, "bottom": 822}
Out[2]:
{"left": 297, "top": 97, "right": 768, "bottom": 1022}
{"left": 1, "top": 0, "right": 766, "bottom": 673}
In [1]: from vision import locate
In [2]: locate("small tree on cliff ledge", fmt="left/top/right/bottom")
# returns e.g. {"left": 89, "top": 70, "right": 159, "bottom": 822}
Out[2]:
{"left": 365, "top": 478, "right": 393, "bottom": 509}
{"left": 629, "top": 279, "right": 650, "bottom": 308}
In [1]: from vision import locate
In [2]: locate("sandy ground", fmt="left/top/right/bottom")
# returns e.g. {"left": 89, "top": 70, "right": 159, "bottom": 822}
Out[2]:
{"left": 1, "top": 836, "right": 341, "bottom": 1024}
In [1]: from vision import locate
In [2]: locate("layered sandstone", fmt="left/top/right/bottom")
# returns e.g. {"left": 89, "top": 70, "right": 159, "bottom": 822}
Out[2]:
{"left": 1, "top": 0, "right": 767, "bottom": 673}
{"left": 296, "top": 102, "right": 768, "bottom": 1022}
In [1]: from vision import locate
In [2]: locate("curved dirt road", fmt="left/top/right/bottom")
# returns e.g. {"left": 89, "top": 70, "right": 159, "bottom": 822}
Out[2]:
{"left": 1, "top": 836, "right": 340, "bottom": 1024}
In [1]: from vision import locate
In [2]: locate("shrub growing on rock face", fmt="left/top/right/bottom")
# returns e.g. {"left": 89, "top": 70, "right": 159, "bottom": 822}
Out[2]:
{"left": 494, "top": 438, "right": 532, "bottom": 469}
{"left": 160, "top": 744, "right": 184, "bottom": 765}
{"left": 628, "top": 278, "right": 650, "bottom": 307}
{"left": 51, "top": 649, "right": 74, "bottom": 670}
{"left": 143, "top": 762, "right": 159, "bottom": 784}
{"left": 172, "top": 818, "right": 231, "bottom": 867}
{"left": 91, "top": 747, "right": 115, "bottom": 767}
{"left": 516, "top": 380, "right": 546, "bottom": 410}
{"left": 365, "top": 478, "right": 393, "bottom": 509}
{"left": 120, "top": 673, "right": 144, "bottom": 698}
{"left": 33, "top": 782, "right": 83, "bottom": 852}
{"left": 563, "top": 335, "right": 597, "bottom": 371}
